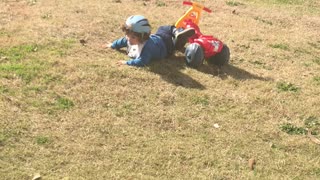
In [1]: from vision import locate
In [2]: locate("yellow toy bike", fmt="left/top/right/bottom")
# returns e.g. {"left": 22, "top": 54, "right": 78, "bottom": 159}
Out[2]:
{"left": 175, "top": 1, "right": 212, "bottom": 29}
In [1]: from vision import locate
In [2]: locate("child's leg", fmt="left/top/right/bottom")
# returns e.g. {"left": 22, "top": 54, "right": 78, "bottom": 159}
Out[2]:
{"left": 174, "top": 28, "right": 195, "bottom": 51}
{"left": 155, "top": 25, "right": 195, "bottom": 55}
{"left": 155, "top": 26, "right": 175, "bottom": 56}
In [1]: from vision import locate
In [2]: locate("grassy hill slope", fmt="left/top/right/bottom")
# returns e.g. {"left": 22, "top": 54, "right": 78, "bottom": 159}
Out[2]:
{"left": 0, "top": 0, "right": 320, "bottom": 179}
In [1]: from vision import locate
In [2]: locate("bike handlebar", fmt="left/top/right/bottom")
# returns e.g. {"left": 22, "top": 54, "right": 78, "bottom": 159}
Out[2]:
{"left": 182, "top": 1, "right": 212, "bottom": 13}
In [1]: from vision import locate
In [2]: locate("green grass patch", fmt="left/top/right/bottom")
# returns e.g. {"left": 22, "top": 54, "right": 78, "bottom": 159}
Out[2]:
{"left": 312, "top": 168, "right": 320, "bottom": 176}
{"left": 240, "top": 44, "right": 250, "bottom": 49}
{"left": 56, "top": 96, "right": 75, "bottom": 110}
{"left": 270, "top": 43, "right": 289, "bottom": 50}
{"left": 313, "top": 76, "right": 320, "bottom": 85}
{"left": 27, "top": 0, "right": 37, "bottom": 6}
{"left": 294, "top": 48, "right": 311, "bottom": 55}
{"left": 191, "top": 95, "right": 210, "bottom": 106}
{"left": 1, "top": 1, "right": 320, "bottom": 179}
{"left": 28, "top": 94, "right": 75, "bottom": 115}
{"left": 0, "top": 30, "right": 10, "bottom": 37}
{"left": 246, "top": 0, "right": 304, "bottom": 5}
{"left": 42, "top": 74, "right": 63, "bottom": 85}
{"left": 0, "top": 122, "right": 30, "bottom": 146}
{"left": 226, "top": 1, "right": 244, "bottom": 6}
{"left": 304, "top": 116, "right": 320, "bottom": 129}
{"left": 45, "top": 38, "right": 76, "bottom": 57}
{"left": 156, "top": 0, "right": 166, "bottom": 7}
{"left": 272, "top": 0, "right": 304, "bottom": 5}
{"left": 0, "top": 85, "right": 9, "bottom": 94}
{"left": 280, "top": 116, "right": 319, "bottom": 136}
{"left": 308, "top": 41, "right": 320, "bottom": 50}
{"left": 280, "top": 123, "right": 307, "bottom": 135}
{"left": 0, "top": 44, "right": 46, "bottom": 83}
{"left": 251, "top": 38, "right": 263, "bottom": 42}
{"left": 250, "top": 60, "right": 264, "bottom": 65}
{"left": 249, "top": 60, "right": 273, "bottom": 70}
{"left": 115, "top": 103, "right": 135, "bottom": 117}
{"left": 0, "top": 40, "right": 73, "bottom": 84}
{"left": 0, "top": 40, "right": 75, "bottom": 115}
{"left": 254, "top": 16, "right": 273, "bottom": 25}
{"left": 41, "top": 13, "right": 52, "bottom": 19}
{"left": 0, "top": 62, "right": 43, "bottom": 83}
{"left": 0, "top": 44, "right": 38, "bottom": 62}
{"left": 24, "top": 85, "right": 46, "bottom": 94}
{"left": 312, "top": 57, "right": 320, "bottom": 65}
{"left": 276, "top": 82, "right": 299, "bottom": 92}
{"left": 59, "top": 38, "right": 76, "bottom": 49}
{"left": 36, "top": 136, "right": 50, "bottom": 145}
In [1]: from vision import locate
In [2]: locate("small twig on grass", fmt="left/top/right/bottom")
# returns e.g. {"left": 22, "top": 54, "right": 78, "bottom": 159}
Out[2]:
{"left": 308, "top": 130, "right": 320, "bottom": 145}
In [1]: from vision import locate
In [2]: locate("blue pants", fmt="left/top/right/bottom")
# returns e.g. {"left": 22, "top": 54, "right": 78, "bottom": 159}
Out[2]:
{"left": 155, "top": 26, "right": 175, "bottom": 56}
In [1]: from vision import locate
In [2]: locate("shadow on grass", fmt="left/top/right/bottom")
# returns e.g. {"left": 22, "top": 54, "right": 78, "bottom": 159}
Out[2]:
{"left": 149, "top": 56, "right": 206, "bottom": 90}
{"left": 114, "top": 47, "right": 271, "bottom": 88}
{"left": 109, "top": 49, "right": 206, "bottom": 89}
{"left": 198, "top": 63, "right": 273, "bottom": 81}
{"left": 149, "top": 56, "right": 272, "bottom": 88}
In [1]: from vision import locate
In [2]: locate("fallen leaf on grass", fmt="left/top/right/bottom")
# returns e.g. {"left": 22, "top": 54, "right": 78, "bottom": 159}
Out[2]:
{"left": 213, "top": 123, "right": 220, "bottom": 128}
{"left": 79, "top": 39, "right": 87, "bottom": 45}
{"left": 308, "top": 130, "right": 320, "bottom": 145}
{"left": 248, "top": 158, "right": 256, "bottom": 170}
{"left": 32, "top": 173, "right": 41, "bottom": 180}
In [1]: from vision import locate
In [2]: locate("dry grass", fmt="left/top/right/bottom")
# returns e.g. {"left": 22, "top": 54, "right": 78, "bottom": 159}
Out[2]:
{"left": 1, "top": 0, "right": 320, "bottom": 179}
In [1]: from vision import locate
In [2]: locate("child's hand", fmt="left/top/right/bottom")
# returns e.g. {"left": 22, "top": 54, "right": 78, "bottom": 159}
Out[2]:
{"left": 116, "top": 60, "right": 127, "bottom": 65}
{"left": 102, "top": 43, "right": 113, "bottom": 49}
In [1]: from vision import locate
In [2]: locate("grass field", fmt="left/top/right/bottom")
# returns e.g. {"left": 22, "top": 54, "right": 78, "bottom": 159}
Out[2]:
{"left": 0, "top": 0, "right": 320, "bottom": 179}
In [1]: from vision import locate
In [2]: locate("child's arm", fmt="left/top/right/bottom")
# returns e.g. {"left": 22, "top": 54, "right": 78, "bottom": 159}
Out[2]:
{"left": 110, "top": 37, "right": 128, "bottom": 49}
{"left": 125, "top": 49, "right": 152, "bottom": 67}
{"left": 117, "top": 51, "right": 152, "bottom": 67}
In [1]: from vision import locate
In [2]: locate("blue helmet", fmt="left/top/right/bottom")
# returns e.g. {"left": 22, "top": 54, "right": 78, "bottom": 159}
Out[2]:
{"left": 125, "top": 15, "right": 151, "bottom": 34}
{"left": 185, "top": 43, "right": 204, "bottom": 68}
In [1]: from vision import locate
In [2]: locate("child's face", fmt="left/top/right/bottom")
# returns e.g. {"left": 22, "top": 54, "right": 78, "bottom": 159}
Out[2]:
{"left": 126, "top": 34, "right": 139, "bottom": 45}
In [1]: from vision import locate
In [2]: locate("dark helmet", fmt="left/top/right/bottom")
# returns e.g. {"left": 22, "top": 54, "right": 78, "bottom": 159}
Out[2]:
{"left": 185, "top": 43, "right": 204, "bottom": 68}
{"left": 125, "top": 15, "right": 151, "bottom": 34}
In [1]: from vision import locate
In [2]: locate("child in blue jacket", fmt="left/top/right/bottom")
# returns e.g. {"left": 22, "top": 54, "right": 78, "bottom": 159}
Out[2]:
{"left": 105, "top": 15, "right": 195, "bottom": 67}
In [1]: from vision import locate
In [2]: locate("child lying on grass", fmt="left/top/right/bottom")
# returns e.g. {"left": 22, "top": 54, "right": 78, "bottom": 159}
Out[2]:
{"left": 104, "top": 15, "right": 195, "bottom": 67}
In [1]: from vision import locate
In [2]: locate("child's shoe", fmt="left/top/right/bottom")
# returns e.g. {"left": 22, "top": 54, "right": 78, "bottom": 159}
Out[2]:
{"left": 175, "top": 28, "right": 195, "bottom": 51}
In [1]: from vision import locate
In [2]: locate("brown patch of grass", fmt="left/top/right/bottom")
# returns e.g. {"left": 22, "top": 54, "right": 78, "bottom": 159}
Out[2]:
{"left": 0, "top": 0, "right": 320, "bottom": 179}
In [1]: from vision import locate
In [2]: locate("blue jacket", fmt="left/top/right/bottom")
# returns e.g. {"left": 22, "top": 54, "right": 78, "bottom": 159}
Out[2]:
{"left": 111, "top": 35, "right": 167, "bottom": 67}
